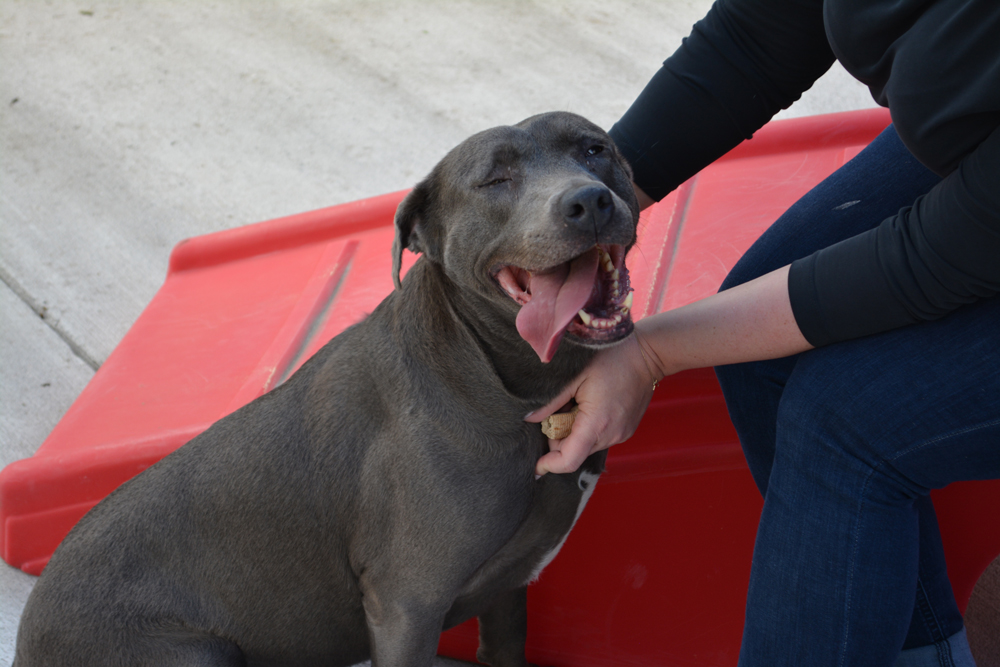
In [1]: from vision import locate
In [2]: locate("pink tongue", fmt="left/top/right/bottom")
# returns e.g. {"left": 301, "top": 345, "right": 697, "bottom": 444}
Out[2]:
{"left": 515, "top": 248, "right": 599, "bottom": 363}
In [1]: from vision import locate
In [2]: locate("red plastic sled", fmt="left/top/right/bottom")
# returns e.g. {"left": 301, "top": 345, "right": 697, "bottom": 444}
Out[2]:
{"left": 2, "top": 108, "right": 998, "bottom": 666}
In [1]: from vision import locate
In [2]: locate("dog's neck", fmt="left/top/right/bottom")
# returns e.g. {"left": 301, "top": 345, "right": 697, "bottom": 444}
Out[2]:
{"left": 398, "top": 261, "right": 595, "bottom": 408}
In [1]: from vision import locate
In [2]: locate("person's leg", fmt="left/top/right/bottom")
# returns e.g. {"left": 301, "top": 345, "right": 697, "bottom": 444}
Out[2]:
{"left": 715, "top": 123, "right": 941, "bottom": 493}
{"left": 711, "top": 124, "right": 983, "bottom": 663}
{"left": 737, "top": 295, "right": 1000, "bottom": 666}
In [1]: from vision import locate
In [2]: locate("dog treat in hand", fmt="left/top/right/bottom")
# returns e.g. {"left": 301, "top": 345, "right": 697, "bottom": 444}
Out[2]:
{"left": 541, "top": 404, "right": 580, "bottom": 439}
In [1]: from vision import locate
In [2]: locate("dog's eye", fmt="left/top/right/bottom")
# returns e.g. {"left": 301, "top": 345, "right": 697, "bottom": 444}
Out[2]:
{"left": 586, "top": 145, "right": 605, "bottom": 157}
{"left": 478, "top": 177, "right": 510, "bottom": 188}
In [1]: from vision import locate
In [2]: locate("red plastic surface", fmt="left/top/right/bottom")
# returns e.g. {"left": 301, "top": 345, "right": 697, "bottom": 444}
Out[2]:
{"left": 2, "top": 108, "right": 998, "bottom": 665}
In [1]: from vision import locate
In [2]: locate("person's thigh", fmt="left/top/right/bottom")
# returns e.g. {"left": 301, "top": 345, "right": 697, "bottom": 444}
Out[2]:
{"left": 720, "top": 123, "right": 941, "bottom": 292}
{"left": 739, "top": 295, "right": 1000, "bottom": 666}
{"left": 716, "top": 123, "right": 942, "bottom": 493}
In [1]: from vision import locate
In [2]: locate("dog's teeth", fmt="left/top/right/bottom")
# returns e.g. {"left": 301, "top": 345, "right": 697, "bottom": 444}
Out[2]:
{"left": 600, "top": 248, "right": 614, "bottom": 271}
{"left": 578, "top": 309, "right": 592, "bottom": 326}
{"left": 613, "top": 313, "right": 622, "bottom": 324}
{"left": 611, "top": 280, "right": 619, "bottom": 293}
{"left": 611, "top": 269, "right": 619, "bottom": 281}
{"left": 623, "top": 292, "right": 633, "bottom": 310}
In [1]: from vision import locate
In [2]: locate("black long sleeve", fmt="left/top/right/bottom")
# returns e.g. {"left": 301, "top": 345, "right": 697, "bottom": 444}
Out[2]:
{"left": 789, "top": 124, "right": 1000, "bottom": 346}
{"left": 609, "top": 0, "right": 834, "bottom": 201}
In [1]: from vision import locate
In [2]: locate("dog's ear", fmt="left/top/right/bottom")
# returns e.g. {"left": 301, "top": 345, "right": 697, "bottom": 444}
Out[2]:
{"left": 392, "top": 183, "right": 436, "bottom": 290}
{"left": 392, "top": 187, "right": 422, "bottom": 290}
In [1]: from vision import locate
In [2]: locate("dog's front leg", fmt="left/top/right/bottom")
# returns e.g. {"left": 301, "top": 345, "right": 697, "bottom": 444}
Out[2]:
{"left": 476, "top": 586, "right": 538, "bottom": 667}
{"left": 363, "top": 593, "right": 448, "bottom": 667}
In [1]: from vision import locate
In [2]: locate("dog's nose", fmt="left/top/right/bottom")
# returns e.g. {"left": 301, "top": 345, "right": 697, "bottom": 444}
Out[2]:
{"left": 560, "top": 185, "right": 614, "bottom": 235}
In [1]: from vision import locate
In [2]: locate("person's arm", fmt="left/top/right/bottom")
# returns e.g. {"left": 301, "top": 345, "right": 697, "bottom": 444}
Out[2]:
{"left": 529, "top": 264, "right": 813, "bottom": 476}
{"left": 789, "top": 124, "right": 1000, "bottom": 346}
{"left": 633, "top": 184, "right": 655, "bottom": 211}
{"left": 610, "top": 0, "right": 834, "bottom": 202}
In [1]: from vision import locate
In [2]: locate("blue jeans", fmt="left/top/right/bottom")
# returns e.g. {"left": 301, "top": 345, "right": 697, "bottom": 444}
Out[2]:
{"left": 715, "top": 125, "right": 1000, "bottom": 666}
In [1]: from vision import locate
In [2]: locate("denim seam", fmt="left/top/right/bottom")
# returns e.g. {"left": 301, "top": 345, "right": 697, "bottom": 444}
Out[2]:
{"left": 915, "top": 579, "right": 945, "bottom": 644}
{"left": 885, "top": 415, "right": 1000, "bottom": 467}
{"left": 916, "top": 578, "right": 958, "bottom": 667}
{"left": 838, "top": 415, "right": 1000, "bottom": 667}
{"left": 915, "top": 580, "right": 937, "bottom": 645}
{"left": 840, "top": 463, "right": 875, "bottom": 667}
{"left": 936, "top": 635, "right": 955, "bottom": 667}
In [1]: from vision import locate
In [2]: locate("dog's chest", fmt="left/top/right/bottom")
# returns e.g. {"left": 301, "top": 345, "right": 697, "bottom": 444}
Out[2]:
{"left": 525, "top": 469, "right": 600, "bottom": 584}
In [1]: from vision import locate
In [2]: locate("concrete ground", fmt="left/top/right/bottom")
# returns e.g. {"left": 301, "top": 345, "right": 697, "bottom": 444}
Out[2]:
{"left": 0, "top": 1, "right": 883, "bottom": 663}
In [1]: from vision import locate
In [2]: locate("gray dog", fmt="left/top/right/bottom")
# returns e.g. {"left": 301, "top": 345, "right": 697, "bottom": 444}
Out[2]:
{"left": 14, "top": 112, "right": 640, "bottom": 667}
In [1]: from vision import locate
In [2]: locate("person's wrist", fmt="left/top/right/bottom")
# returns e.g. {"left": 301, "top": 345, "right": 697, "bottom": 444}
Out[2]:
{"left": 632, "top": 328, "right": 666, "bottom": 390}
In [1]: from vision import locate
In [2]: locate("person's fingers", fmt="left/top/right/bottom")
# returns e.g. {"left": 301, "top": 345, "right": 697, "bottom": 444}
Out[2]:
{"left": 536, "top": 439, "right": 592, "bottom": 476}
{"left": 523, "top": 377, "right": 582, "bottom": 423}
{"left": 530, "top": 333, "right": 656, "bottom": 476}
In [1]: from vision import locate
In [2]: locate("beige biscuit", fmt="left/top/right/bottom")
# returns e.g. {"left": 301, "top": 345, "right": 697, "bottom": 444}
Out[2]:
{"left": 540, "top": 404, "right": 580, "bottom": 440}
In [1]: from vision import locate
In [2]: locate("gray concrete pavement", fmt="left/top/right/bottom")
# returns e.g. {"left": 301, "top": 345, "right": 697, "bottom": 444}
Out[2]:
{"left": 0, "top": 1, "right": 877, "bottom": 662}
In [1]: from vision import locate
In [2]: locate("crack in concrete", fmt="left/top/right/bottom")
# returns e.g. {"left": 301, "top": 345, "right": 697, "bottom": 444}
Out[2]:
{"left": 0, "top": 265, "right": 101, "bottom": 372}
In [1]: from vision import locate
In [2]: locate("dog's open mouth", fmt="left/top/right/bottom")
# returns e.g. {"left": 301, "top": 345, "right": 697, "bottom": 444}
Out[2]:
{"left": 493, "top": 244, "right": 633, "bottom": 363}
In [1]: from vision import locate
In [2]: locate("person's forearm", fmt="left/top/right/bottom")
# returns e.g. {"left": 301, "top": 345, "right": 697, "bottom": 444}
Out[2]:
{"left": 636, "top": 264, "right": 813, "bottom": 379}
{"left": 634, "top": 183, "right": 656, "bottom": 211}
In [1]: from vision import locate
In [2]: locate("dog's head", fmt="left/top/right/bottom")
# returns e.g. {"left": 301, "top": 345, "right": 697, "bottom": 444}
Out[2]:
{"left": 393, "top": 112, "right": 640, "bottom": 364}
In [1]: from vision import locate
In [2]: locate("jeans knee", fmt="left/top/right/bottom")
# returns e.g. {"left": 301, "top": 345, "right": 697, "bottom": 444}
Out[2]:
{"left": 775, "top": 349, "right": 882, "bottom": 471}
{"left": 720, "top": 249, "right": 769, "bottom": 291}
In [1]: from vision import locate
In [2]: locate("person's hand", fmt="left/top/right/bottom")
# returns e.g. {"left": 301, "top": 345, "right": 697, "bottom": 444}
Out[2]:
{"left": 527, "top": 332, "right": 662, "bottom": 476}
{"left": 525, "top": 263, "right": 813, "bottom": 476}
